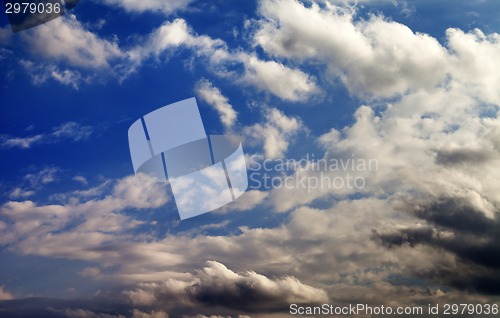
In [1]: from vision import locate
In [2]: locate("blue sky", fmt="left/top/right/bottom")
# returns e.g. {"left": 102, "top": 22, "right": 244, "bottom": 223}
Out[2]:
{"left": 1, "top": 0, "right": 500, "bottom": 317}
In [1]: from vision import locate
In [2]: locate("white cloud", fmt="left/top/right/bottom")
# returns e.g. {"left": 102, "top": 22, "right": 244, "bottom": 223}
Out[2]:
{"left": 447, "top": 28, "right": 500, "bottom": 105}
{"left": 24, "top": 14, "right": 123, "bottom": 68}
{"left": 238, "top": 54, "right": 319, "bottom": 101}
{"left": 17, "top": 12, "right": 320, "bottom": 99}
{"left": 195, "top": 79, "right": 237, "bottom": 129}
{"left": 97, "top": 0, "right": 194, "bottom": 15}
{"left": 253, "top": 0, "right": 500, "bottom": 104}
{"left": 244, "top": 108, "right": 303, "bottom": 158}
{"left": 321, "top": 88, "right": 500, "bottom": 204}
{"left": 3, "top": 1, "right": 500, "bottom": 312}
{"left": 130, "top": 19, "right": 318, "bottom": 101}
{"left": 107, "top": 197, "right": 492, "bottom": 309}
{"left": 125, "top": 260, "right": 328, "bottom": 310}
{"left": 240, "top": 0, "right": 500, "bottom": 214}
{"left": 0, "top": 174, "right": 168, "bottom": 259}
{"left": 253, "top": 0, "right": 449, "bottom": 98}
{"left": 127, "top": 19, "right": 225, "bottom": 67}
{"left": 266, "top": 87, "right": 500, "bottom": 212}
{"left": 0, "top": 176, "right": 495, "bottom": 310}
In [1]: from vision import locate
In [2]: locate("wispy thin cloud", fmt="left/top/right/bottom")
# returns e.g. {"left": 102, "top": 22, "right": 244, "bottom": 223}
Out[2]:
{"left": 24, "top": 167, "right": 61, "bottom": 187}
{"left": 0, "top": 122, "right": 94, "bottom": 149}
{"left": 195, "top": 79, "right": 237, "bottom": 130}
{"left": 19, "top": 60, "right": 85, "bottom": 89}
{"left": 9, "top": 187, "right": 35, "bottom": 199}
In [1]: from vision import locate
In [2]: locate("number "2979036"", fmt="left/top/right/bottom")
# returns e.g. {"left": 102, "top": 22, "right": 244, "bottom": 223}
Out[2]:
{"left": 5, "top": 2, "right": 62, "bottom": 14}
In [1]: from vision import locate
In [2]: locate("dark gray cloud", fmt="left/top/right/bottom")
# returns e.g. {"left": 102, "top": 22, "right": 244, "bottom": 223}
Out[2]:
{"left": 374, "top": 196, "right": 500, "bottom": 295}
{"left": 0, "top": 260, "right": 326, "bottom": 317}
{"left": 435, "top": 148, "right": 496, "bottom": 166}
{"left": 0, "top": 297, "right": 129, "bottom": 318}
{"left": 126, "top": 260, "right": 328, "bottom": 314}
{"left": 417, "top": 198, "right": 496, "bottom": 234}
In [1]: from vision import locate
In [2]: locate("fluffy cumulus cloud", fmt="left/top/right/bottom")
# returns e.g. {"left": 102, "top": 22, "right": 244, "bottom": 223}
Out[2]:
{"left": 239, "top": 0, "right": 500, "bottom": 301}
{"left": 3, "top": 0, "right": 500, "bottom": 316}
{"left": 261, "top": 85, "right": 500, "bottom": 292}
{"left": 0, "top": 174, "right": 168, "bottom": 258}
{"left": 125, "top": 261, "right": 328, "bottom": 313}
{"left": 24, "top": 14, "right": 123, "bottom": 68}
{"left": 127, "top": 19, "right": 225, "bottom": 66}
{"left": 253, "top": 0, "right": 446, "bottom": 97}
{"left": 14, "top": 14, "right": 123, "bottom": 87}
{"left": 12, "top": 14, "right": 125, "bottom": 87}
{"left": 234, "top": 0, "right": 500, "bottom": 303}
{"left": 244, "top": 108, "right": 303, "bottom": 158}
{"left": 315, "top": 88, "right": 500, "bottom": 293}
{"left": 446, "top": 28, "right": 500, "bottom": 105}
{"left": 237, "top": 54, "right": 319, "bottom": 102}
{"left": 12, "top": 0, "right": 500, "bottom": 105}
{"left": 253, "top": 0, "right": 500, "bottom": 103}
{"left": 129, "top": 19, "right": 318, "bottom": 101}
{"left": 17, "top": 13, "right": 319, "bottom": 100}
{"left": 246, "top": 0, "right": 500, "bottom": 208}
{"left": 0, "top": 177, "right": 497, "bottom": 315}
{"left": 313, "top": 87, "right": 500, "bottom": 212}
